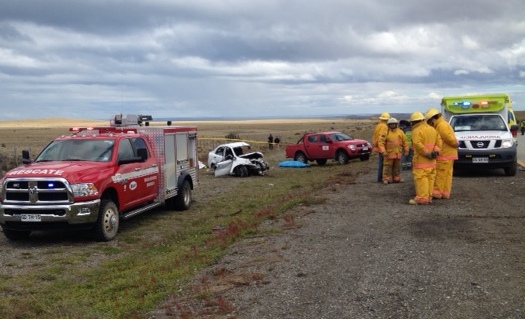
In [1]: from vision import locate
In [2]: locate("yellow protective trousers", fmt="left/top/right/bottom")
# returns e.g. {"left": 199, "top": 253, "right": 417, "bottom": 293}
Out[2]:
{"left": 433, "top": 160, "right": 454, "bottom": 199}
{"left": 412, "top": 166, "right": 436, "bottom": 204}
{"left": 382, "top": 158, "right": 402, "bottom": 183}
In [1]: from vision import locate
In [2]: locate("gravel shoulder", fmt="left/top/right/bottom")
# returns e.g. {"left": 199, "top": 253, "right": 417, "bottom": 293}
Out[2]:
{"left": 151, "top": 161, "right": 525, "bottom": 319}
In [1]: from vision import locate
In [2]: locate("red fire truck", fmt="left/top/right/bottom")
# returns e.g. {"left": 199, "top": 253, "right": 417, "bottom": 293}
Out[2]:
{"left": 0, "top": 114, "right": 199, "bottom": 241}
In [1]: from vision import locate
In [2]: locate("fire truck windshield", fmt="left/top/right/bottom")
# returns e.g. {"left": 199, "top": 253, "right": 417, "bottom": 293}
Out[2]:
{"left": 36, "top": 139, "right": 115, "bottom": 162}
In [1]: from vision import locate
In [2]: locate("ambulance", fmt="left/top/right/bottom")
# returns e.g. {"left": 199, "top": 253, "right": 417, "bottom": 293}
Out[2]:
{"left": 441, "top": 93, "right": 519, "bottom": 176}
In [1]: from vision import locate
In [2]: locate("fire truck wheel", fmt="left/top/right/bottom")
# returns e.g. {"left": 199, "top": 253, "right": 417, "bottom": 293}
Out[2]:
{"left": 173, "top": 179, "right": 192, "bottom": 210}
{"left": 94, "top": 200, "right": 119, "bottom": 241}
{"left": 2, "top": 228, "right": 31, "bottom": 240}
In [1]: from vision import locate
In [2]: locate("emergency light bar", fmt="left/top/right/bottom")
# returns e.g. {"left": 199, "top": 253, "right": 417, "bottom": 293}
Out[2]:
{"left": 451, "top": 100, "right": 494, "bottom": 109}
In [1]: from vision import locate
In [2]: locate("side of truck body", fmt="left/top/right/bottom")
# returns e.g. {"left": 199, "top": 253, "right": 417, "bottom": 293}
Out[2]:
{"left": 0, "top": 115, "right": 199, "bottom": 241}
{"left": 285, "top": 131, "right": 372, "bottom": 165}
{"left": 441, "top": 93, "right": 518, "bottom": 176}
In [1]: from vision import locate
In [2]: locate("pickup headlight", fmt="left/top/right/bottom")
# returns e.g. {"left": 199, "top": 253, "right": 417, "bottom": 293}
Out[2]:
{"left": 501, "top": 139, "right": 514, "bottom": 148}
{"left": 347, "top": 145, "right": 356, "bottom": 151}
{"left": 71, "top": 183, "right": 99, "bottom": 197}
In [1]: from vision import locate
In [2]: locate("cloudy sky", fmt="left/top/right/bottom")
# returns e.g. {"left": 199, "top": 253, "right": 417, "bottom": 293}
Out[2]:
{"left": 1, "top": 0, "right": 524, "bottom": 121}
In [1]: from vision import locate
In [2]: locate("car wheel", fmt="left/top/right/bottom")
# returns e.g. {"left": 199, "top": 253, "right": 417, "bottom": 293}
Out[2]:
{"left": 294, "top": 152, "right": 307, "bottom": 163}
{"left": 234, "top": 165, "right": 249, "bottom": 177}
{"left": 337, "top": 151, "right": 349, "bottom": 164}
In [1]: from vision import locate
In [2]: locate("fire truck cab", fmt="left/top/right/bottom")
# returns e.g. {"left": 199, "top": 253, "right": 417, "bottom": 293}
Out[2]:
{"left": 0, "top": 114, "right": 199, "bottom": 241}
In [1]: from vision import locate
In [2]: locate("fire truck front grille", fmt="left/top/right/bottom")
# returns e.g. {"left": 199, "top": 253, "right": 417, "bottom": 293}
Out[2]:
{"left": 3, "top": 179, "right": 71, "bottom": 204}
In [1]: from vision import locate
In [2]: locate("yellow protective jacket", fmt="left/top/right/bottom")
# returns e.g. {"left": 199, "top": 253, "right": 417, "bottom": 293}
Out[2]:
{"left": 431, "top": 117, "right": 458, "bottom": 161}
{"left": 372, "top": 120, "right": 388, "bottom": 153}
{"left": 378, "top": 127, "right": 408, "bottom": 159}
{"left": 411, "top": 121, "right": 442, "bottom": 169}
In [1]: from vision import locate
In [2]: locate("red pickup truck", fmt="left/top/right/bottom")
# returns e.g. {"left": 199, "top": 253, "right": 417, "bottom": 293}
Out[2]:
{"left": 285, "top": 131, "right": 372, "bottom": 165}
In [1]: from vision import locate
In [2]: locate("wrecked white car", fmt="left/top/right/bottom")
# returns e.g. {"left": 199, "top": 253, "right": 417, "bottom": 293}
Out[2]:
{"left": 207, "top": 141, "right": 269, "bottom": 177}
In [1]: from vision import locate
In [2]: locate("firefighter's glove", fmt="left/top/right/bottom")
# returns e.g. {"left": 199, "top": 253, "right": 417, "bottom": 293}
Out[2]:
{"left": 425, "top": 151, "right": 438, "bottom": 159}
{"left": 424, "top": 151, "right": 435, "bottom": 159}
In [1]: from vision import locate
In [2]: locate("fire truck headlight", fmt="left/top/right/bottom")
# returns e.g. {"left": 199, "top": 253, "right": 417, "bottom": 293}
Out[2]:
{"left": 501, "top": 139, "right": 514, "bottom": 148}
{"left": 71, "top": 183, "right": 99, "bottom": 197}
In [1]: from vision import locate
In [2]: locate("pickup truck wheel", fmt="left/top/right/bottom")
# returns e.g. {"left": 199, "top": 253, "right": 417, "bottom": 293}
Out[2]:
{"left": 294, "top": 152, "right": 307, "bottom": 163}
{"left": 336, "top": 151, "right": 349, "bottom": 164}
{"left": 359, "top": 154, "right": 370, "bottom": 161}
{"left": 2, "top": 228, "right": 31, "bottom": 240}
{"left": 234, "top": 165, "right": 249, "bottom": 177}
{"left": 94, "top": 200, "right": 119, "bottom": 241}
{"left": 174, "top": 179, "right": 192, "bottom": 210}
{"left": 316, "top": 159, "right": 327, "bottom": 166}
{"left": 504, "top": 161, "right": 518, "bottom": 176}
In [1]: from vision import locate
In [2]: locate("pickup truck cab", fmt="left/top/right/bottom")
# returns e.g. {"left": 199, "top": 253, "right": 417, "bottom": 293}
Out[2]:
{"left": 285, "top": 131, "right": 372, "bottom": 165}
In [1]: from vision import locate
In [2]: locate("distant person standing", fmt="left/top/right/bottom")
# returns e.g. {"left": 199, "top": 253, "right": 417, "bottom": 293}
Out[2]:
{"left": 425, "top": 108, "right": 458, "bottom": 199}
{"left": 268, "top": 134, "right": 274, "bottom": 150}
{"left": 274, "top": 136, "right": 281, "bottom": 149}
{"left": 520, "top": 120, "right": 525, "bottom": 135}
{"left": 399, "top": 120, "right": 413, "bottom": 170}
{"left": 372, "top": 112, "right": 390, "bottom": 182}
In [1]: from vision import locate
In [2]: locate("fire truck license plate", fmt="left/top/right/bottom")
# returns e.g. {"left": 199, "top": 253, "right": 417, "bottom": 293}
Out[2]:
{"left": 472, "top": 157, "right": 489, "bottom": 163}
{"left": 21, "top": 214, "right": 41, "bottom": 222}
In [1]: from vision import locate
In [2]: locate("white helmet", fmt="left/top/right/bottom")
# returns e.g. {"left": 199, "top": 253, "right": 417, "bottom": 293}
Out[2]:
{"left": 387, "top": 118, "right": 398, "bottom": 125}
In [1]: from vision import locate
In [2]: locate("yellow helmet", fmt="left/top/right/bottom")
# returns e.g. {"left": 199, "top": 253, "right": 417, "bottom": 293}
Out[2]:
{"left": 425, "top": 108, "right": 441, "bottom": 120}
{"left": 409, "top": 111, "right": 426, "bottom": 122}
{"left": 379, "top": 112, "right": 390, "bottom": 120}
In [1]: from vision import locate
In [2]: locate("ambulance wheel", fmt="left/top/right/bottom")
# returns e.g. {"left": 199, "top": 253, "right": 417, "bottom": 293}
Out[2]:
{"left": 504, "top": 161, "right": 517, "bottom": 176}
{"left": 174, "top": 179, "right": 192, "bottom": 210}
{"left": 2, "top": 228, "right": 31, "bottom": 240}
{"left": 94, "top": 200, "right": 119, "bottom": 241}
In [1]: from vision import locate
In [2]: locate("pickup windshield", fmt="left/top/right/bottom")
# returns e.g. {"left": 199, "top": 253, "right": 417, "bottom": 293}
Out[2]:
{"left": 328, "top": 132, "right": 354, "bottom": 141}
{"left": 35, "top": 139, "right": 115, "bottom": 162}
{"left": 450, "top": 115, "right": 507, "bottom": 132}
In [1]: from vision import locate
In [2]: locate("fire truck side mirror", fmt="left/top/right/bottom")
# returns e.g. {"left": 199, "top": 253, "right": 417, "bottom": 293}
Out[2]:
{"left": 22, "top": 150, "right": 31, "bottom": 164}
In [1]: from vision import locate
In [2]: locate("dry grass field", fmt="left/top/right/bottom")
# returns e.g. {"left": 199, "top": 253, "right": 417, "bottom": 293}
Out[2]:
{"left": 0, "top": 117, "right": 375, "bottom": 174}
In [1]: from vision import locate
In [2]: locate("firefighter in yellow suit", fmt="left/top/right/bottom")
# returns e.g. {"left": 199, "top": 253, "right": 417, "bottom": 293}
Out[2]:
{"left": 372, "top": 112, "right": 390, "bottom": 182}
{"left": 409, "top": 112, "right": 442, "bottom": 205}
{"left": 378, "top": 118, "right": 408, "bottom": 184}
{"left": 425, "top": 108, "right": 458, "bottom": 199}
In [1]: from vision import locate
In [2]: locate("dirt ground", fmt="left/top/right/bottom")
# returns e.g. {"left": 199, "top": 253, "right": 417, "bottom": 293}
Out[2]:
{"left": 150, "top": 159, "right": 525, "bottom": 319}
